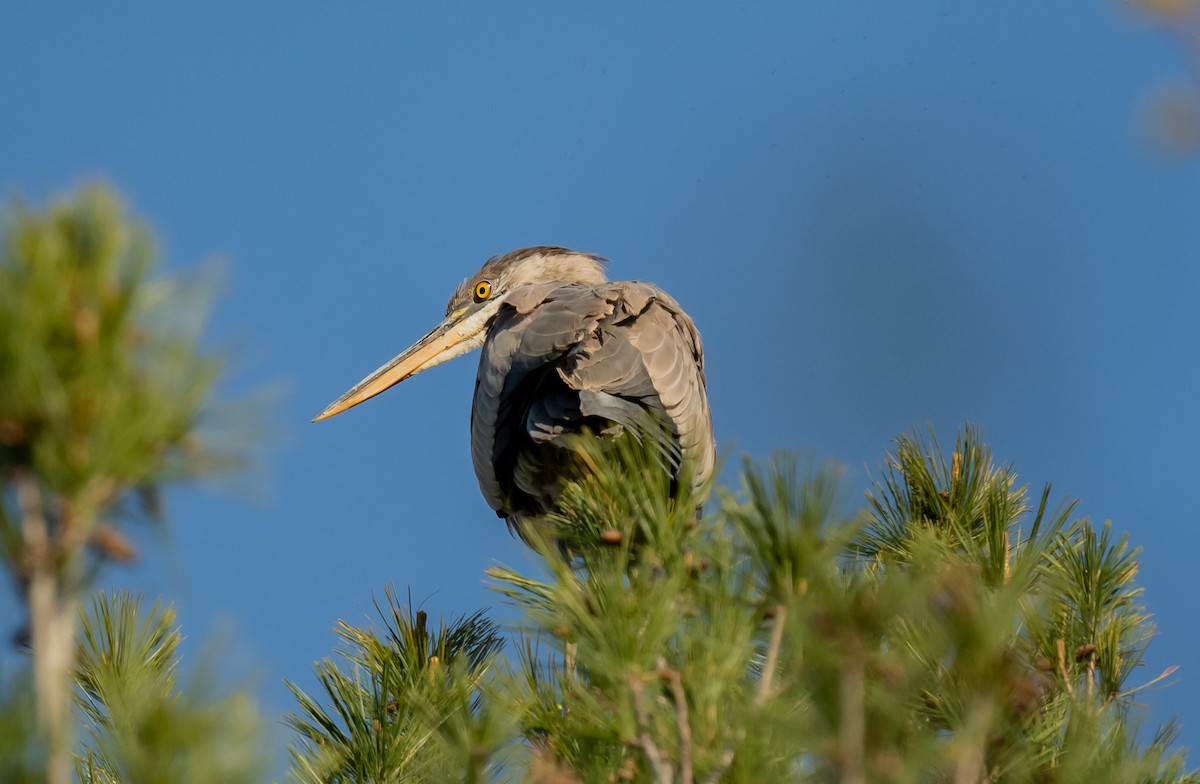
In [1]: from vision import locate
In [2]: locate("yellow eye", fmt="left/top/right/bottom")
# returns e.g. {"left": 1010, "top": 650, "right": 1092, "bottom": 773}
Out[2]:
{"left": 474, "top": 281, "right": 492, "bottom": 301}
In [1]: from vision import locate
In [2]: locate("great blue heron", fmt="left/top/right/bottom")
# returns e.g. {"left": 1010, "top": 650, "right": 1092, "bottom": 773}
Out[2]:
{"left": 313, "top": 246, "right": 714, "bottom": 535}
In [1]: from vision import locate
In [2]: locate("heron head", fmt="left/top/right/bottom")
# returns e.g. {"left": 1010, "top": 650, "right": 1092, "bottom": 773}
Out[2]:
{"left": 313, "top": 246, "right": 607, "bottom": 422}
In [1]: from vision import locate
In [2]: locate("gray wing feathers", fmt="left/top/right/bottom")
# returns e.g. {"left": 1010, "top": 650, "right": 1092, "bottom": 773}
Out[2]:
{"left": 560, "top": 282, "right": 714, "bottom": 490}
{"left": 471, "top": 285, "right": 615, "bottom": 512}
{"left": 578, "top": 390, "right": 684, "bottom": 472}
{"left": 471, "top": 280, "right": 713, "bottom": 519}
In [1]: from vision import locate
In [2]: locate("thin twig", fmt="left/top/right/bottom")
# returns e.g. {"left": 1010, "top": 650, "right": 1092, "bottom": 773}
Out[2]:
{"left": 664, "top": 663, "right": 693, "bottom": 784}
{"left": 17, "top": 470, "right": 50, "bottom": 573}
{"left": 838, "top": 645, "right": 865, "bottom": 784}
{"left": 757, "top": 603, "right": 787, "bottom": 706}
{"left": 17, "top": 471, "right": 72, "bottom": 784}
{"left": 565, "top": 641, "right": 577, "bottom": 683}
{"left": 702, "top": 748, "right": 736, "bottom": 784}
{"left": 952, "top": 698, "right": 995, "bottom": 784}
{"left": 628, "top": 673, "right": 672, "bottom": 784}
{"left": 1056, "top": 639, "right": 1074, "bottom": 697}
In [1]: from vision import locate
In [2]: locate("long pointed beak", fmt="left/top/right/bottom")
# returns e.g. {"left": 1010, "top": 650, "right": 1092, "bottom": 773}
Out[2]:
{"left": 312, "top": 308, "right": 486, "bottom": 422}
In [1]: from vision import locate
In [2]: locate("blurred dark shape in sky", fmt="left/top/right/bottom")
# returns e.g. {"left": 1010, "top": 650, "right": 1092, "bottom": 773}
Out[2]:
{"left": 1145, "top": 85, "right": 1200, "bottom": 154}
{"left": 1134, "top": 0, "right": 1200, "bottom": 153}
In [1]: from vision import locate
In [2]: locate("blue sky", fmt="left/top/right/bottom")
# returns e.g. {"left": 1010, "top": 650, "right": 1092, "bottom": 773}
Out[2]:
{"left": 3, "top": 0, "right": 1199, "bottom": 764}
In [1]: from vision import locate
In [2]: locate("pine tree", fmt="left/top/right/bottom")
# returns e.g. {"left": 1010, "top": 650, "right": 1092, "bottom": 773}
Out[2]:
{"left": 287, "top": 433, "right": 1197, "bottom": 783}
{"left": 0, "top": 186, "right": 251, "bottom": 782}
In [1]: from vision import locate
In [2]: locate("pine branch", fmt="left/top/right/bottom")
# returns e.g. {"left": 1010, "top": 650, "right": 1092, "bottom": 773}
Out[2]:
{"left": 74, "top": 591, "right": 267, "bottom": 784}
{"left": 291, "top": 426, "right": 1198, "bottom": 783}
{"left": 0, "top": 185, "right": 251, "bottom": 783}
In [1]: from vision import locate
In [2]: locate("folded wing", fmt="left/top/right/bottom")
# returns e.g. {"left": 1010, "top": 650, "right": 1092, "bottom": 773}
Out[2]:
{"left": 470, "top": 280, "right": 714, "bottom": 529}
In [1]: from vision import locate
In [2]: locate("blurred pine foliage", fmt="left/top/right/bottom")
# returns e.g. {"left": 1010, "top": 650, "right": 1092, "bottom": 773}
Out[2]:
{"left": 0, "top": 186, "right": 245, "bottom": 783}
